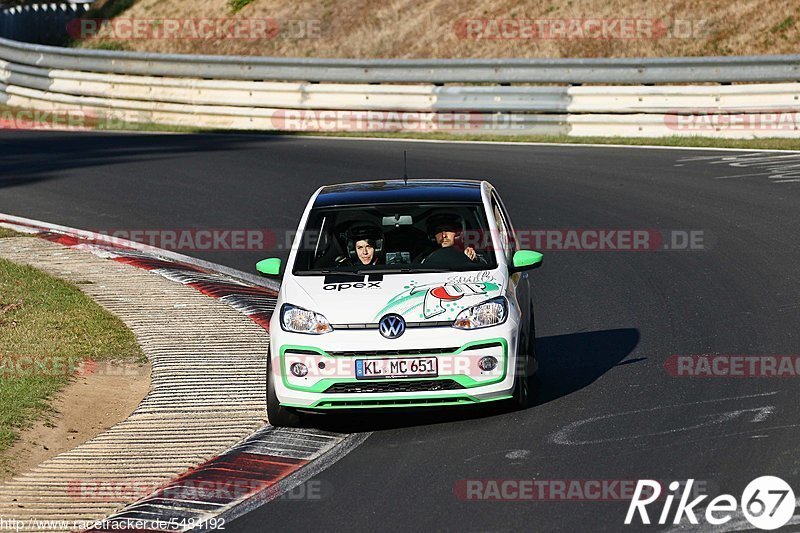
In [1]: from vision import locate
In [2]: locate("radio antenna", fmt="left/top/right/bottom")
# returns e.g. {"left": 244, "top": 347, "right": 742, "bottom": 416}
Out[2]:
{"left": 403, "top": 150, "right": 408, "bottom": 185}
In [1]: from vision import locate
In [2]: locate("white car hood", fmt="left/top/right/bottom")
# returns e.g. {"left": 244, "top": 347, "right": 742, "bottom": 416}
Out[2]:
{"left": 282, "top": 270, "right": 505, "bottom": 325}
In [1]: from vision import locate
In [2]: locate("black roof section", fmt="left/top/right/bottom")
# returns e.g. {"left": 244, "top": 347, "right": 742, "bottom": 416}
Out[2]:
{"left": 313, "top": 179, "right": 484, "bottom": 208}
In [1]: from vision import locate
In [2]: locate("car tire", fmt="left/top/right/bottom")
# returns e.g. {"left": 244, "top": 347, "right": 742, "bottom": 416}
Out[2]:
{"left": 267, "top": 359, "right": 303, "bottom": 428}
{"left": 511, "top": 301, "right": 538, "bottom": 410}
{"left": 511, "top": 362, "right": 533, "bottom": 410}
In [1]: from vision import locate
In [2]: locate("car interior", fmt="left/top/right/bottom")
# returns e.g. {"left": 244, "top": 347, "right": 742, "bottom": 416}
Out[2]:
{"left": 293, "top": 204, "right": 496, "bottom": 272}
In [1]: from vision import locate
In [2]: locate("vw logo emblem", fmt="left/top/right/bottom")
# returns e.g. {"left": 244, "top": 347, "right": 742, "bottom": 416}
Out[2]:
{"left": 379, "top": 314, "right": 406, "bottom": 339}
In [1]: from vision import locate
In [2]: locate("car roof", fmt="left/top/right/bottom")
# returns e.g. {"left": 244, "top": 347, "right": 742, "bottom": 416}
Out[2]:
{"left": 313, "top": 179, "right": 486, "bottom": 208}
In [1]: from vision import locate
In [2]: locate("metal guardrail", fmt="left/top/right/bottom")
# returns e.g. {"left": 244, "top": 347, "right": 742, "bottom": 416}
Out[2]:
{"left": 1, "top": 36, "right": 800, "bottom": 84}
{"left": 3, "top": 60, "right": 800, "bottom": 113}
{"left": 0, "top": 6, "right": 799, "bottom": 139}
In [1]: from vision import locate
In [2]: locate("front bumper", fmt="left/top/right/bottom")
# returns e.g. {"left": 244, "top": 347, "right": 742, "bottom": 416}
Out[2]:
{"left": 269, "top": 323, "right": 521, "bottom": 410}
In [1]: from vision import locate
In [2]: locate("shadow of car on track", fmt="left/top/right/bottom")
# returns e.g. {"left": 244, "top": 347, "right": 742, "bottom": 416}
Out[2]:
{"left": 302, "top": 327, "right": 641, "bottom": 433}
{"left": 0, "top": 131, "right": 289, "bottom": 190}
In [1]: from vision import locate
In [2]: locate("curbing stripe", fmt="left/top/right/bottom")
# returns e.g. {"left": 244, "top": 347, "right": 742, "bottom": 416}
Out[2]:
{"left": 0, "top": 213, "right": 280, "bottom": 292}
{"left": 198, "top": 431, "right": 372, "bottom": 531}
{"left": 32, "top": 231, "right": 280, "bottom": 333}
{"left": 88, "top": 427, "right": 352, "bottom": 532}
{"left": 0, "top": 214, "right": 369, "bottom": 532}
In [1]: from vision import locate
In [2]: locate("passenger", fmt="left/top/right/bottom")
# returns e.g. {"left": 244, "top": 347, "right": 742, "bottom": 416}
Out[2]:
{"left": 425, "top": 214, "right": 477, "bottom": 262}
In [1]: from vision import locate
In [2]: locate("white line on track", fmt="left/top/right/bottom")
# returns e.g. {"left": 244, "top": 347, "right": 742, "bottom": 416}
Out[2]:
{"left": 678, "top": 152, "right": 800, "bottom": 182}
{"left": 550, "top": 391, "right": 780, "bottom": 446}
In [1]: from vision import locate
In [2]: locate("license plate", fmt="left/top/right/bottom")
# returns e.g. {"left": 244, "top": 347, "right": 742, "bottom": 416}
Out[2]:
{"left": 355, "top": 357, "right": 438, "bottom": 379}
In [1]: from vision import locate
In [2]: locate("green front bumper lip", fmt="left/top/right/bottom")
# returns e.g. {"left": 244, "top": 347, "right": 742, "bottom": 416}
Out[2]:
{"left": 282, "top": 394, "right": 513, "bottom": 410}
{"left": 279, "top": 337, "right": 508, "bottom": 393}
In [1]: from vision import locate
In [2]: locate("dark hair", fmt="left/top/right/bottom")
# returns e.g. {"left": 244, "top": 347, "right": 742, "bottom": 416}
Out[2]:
{"left": 346, "top": 223, "right": 383, "bottom": 264}
{"left": 355, "top": 237, "right": 376, "bottom": 248}
{"left": 427, "top": 213, "right": 462, "bottom": 235}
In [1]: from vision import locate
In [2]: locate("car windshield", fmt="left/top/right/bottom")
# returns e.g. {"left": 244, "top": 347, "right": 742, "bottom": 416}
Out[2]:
{"left": 292, "top": 203, "right": 498, "bottom": 274}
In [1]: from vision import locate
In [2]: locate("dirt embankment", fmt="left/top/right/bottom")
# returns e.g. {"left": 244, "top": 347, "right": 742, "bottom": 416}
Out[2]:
{"left": 74, "top": 0, "right": 800, "bottom": 58}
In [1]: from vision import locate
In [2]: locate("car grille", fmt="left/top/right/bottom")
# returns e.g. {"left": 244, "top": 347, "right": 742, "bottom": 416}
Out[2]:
{"left": 326, "top": 347, "right": 459, "bottom": 357}
{"left": 324, "top": 342, "right": 501, "bottom": 358}
{"left": 323, "top": 379, "right": 464, "bottom": 394}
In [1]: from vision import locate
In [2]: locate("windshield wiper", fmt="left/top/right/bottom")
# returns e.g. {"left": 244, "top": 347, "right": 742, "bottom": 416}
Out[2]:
{"left": 352, "top": 267, "right": 449, "bottom": 274}
{"left": 295, "top": 267, "right": 450, "bottom": 275}
{"left": 294, "top": 269, "right": 362, "bottom": 275}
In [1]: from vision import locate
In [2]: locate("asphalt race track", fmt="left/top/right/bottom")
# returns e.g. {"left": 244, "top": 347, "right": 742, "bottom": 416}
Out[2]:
{"left": 2, "top": 131, "right": 799, "bottom": 532}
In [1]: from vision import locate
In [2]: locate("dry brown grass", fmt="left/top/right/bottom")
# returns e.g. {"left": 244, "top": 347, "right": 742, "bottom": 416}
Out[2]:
{"left": 76, "top": 0, "right": 800, "bottom": 58}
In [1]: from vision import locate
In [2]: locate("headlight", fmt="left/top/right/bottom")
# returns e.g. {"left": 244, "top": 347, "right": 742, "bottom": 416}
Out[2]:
{"left": 280, "top": 304, "right": 333, "bottom": 335}
{"left": 452, "top": 296, "right": 507, "bottom": 330}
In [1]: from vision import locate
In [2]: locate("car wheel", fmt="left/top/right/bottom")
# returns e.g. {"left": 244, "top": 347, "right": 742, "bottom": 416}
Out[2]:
{"left": 267, "top": 360, "right": 303, "bottom": 428}
{"left": 511, "top": 302, "right": 537, "bottom": 410}
{"left": 527, "top": 301, "right": 538, "bottom": 375}
{"left": 511, "top": 370, "right": 531, "bottom": 409}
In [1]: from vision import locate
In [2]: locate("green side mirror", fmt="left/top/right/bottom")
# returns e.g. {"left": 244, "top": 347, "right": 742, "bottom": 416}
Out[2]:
{"left": 256, "top": 258, "right": 282, "bottom": 276}
{"left": 511, "top": 250, "right": 543, "bottom": 272}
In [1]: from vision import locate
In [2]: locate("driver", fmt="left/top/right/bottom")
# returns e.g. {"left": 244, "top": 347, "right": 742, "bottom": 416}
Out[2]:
{"left": 425, "top": 214, "right": 477, "bottom": 262}
{"left": 337, "top": 223, "right": 384, "bottom": 266}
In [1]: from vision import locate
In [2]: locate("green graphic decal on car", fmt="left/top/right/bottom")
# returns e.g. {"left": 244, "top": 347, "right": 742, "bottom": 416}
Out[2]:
{"left": 374, "top": 280, "right": 501, "bottom": 321}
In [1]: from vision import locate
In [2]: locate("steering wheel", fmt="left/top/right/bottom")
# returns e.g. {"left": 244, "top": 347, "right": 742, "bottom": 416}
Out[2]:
{"left": 421, "top": 246, "right": 474, "bottom": 267}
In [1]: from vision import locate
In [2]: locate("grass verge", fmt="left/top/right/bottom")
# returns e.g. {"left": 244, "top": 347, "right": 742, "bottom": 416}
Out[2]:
{"left": 0, "top": 237, "right": 144, "bottom": 453}
{"left": 255, "top": 131, "right": 800, "bottom": 150}
{"left": 0, "top": 228, "right": 29, "bottom": 239}
{"left": 228, "top": 0, "right": 255, "bottom": 13}
{"left": 2, "top": 103, "right": 800, "bottom": 150}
